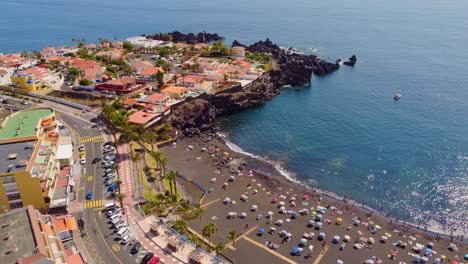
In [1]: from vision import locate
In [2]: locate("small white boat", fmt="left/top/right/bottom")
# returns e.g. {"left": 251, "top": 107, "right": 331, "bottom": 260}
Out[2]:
{"left": 308, "top": 48, "right": 318, "bottom": 53}
{"left": 394, "top": 94, "right": 401, "bottom": 100}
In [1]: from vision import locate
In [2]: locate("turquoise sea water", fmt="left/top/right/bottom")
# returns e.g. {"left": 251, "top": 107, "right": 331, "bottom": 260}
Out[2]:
{"left": 3, "top": 0, "right": 468, "bottom": 233}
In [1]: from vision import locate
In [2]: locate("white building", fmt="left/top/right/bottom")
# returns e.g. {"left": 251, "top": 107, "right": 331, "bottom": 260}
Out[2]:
{"left": 0, "top": 68, "right": 12, "bottom": 85}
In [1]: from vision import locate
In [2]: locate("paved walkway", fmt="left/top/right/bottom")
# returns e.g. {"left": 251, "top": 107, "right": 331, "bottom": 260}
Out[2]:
{"left": 117, "top": 143, "right": 182, "bottom": 263}
{"left": 116, "top": 143, "right": 135, "bottom": 204}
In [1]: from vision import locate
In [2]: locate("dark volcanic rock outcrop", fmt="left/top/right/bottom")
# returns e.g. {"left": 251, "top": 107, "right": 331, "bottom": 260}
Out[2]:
{"left": 170, "top": 39, "right": 349, "bottom": 135}
{"left": 150, "top": 31, "right": 223, "bottom": 44}
{"left": 343, "top": 55, "right": 357, "bottom": 66}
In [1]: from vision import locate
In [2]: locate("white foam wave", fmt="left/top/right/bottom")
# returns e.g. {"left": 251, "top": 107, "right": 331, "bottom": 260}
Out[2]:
{"left": 218, "top": 132, "right": 300, "bottom": 184}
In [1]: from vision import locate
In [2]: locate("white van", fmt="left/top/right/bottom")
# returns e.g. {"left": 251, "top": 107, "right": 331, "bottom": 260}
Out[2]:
{"left": 107, "top": 208, "right": 121, "bottom": 217}
{"left": 109, "top": 213, "right": 121, "bottom": 220}
{"left": 116, "top": 227, "right": 129, "bottom": 237}
{"left": 111, "top": 217, "right": 122, "bottom": 225}
{"left": 104, "top": 202, "right": 116, "bottom": 210}
{"left": 121, "top": 234, "right": 132, "bottom": 244}
{"left": 111, "top": 219, "right": 124, "bottom": 227}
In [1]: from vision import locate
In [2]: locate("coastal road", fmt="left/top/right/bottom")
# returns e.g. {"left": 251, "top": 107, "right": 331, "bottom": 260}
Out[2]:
{"left": 58, "top": 110, "right": 145, "bottom": 264}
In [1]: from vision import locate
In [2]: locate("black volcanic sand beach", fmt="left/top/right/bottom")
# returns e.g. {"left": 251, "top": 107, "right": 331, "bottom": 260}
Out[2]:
{"left": 161, "top": 135, "right": 467, "bottom": 264}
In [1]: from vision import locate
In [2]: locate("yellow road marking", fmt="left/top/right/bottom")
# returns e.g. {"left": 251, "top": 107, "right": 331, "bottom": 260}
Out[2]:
{"left": 112, "top": 244, "right": 120, "bottom": 251}
{"left": 84, "top": 200, "right": 103, "bottom": 209}
{"left": 200, "top": 198, "right": 221, "bottom": 208}
{"left": 243, "top": 236, "right": 297, "bottom": 264}
{"left": 312, "top": 245, "right": 329, "bottom": 264}
{"left": 80, "top": 135, "right": 104, "bottom": 143}
{"left": 225, "top": 225, "right": 259, "bottom": 250}
{"left": 94, "top": 211, "right": 124, "bottom": 264}
{"left": 87, "top": 175, "right": 93, "bottom": 181}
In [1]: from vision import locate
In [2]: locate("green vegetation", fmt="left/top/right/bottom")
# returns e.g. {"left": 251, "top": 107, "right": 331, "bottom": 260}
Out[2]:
{"left": 155, "top": 71, "right": 164, "bottom": 89}
{"left": 245, "top": 51, "right": 271, "bottom": 63}
{"left": 67, "top": 67, "right": 80, "bottom": 82}
{"left": 202, "top": 41, "right": 231, "bottom": 57}
{"left": 78, "top": 48, "right": 94, "bottom": 60}
{"left": 202, "top": 223, "right": 218, "bottom": 247}
{"left": 79, "top": 79, "right": 91, "bottom": 86}
{"left": 123, "top": 41, "right": 133, "bottom": 51}
{"left": 155, "top": 59, "right": 170, "bottom": 71}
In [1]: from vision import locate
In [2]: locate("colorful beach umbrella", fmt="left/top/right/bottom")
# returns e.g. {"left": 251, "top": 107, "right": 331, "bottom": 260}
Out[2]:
{"left": 271, "top": 197, "right": 278, "bottom": 203}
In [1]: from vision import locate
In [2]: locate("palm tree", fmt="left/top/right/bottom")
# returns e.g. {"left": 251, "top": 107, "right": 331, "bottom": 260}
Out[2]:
{"left": 159, "top": 154, "right": 168, "bottom": 179}
{"left": 114, "top": 179, "right": 122, "bottom": 192}
{"left": 165, "top": 170, "right": 178, "bottom": 196}
{"left": 142, "top": 132, "right": 157, "bottom": 152}
{"left": 226, "top": 229, "right": 240, "bottom": 247}
{"left": 149, "top": 151, "right": 162, "bottom": 174}
{"left": 202, "top": 222, "right": 218, "bottom": 247}
{"left": 211, "top": 242, "right": 225, "bottom": 256}
{"left": 188, "top": 233, "right": 202, "bottom": 248}
{"left": 189, "top": 205, "right": 205, "bottom": 227}
{"left": 175, "top": 200, "right": 191, "bottom": 220}
{"left": 116, "top": 193, "right": 125, "bottom": 212}
{"left": 172, "top": 219, "right": 188, "bottom": 235}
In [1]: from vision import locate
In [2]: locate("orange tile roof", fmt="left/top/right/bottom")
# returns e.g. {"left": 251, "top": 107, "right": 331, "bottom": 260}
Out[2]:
{"left": 69, "top": 58, "right": 101, "bottom": 70}
{"left": 132, "top": 60, "right": 153, "bottom": 70}
{"left": 123, "top": 98, "right": 138, "bottom": 106}
{"left": 181, "top": 74, "right": 206, "bottom": 83}
{"left": 47, "top": 55, "right": 67, "bottom": 62}
{"left": 142, "top": 93, "right": 169, "bottom": 103}
{"left": 85, "top": 43, "right": 97, "bottom": 49}
{"left": 111, "top": 41, "right": 123, "bottom": 47}
{"left": 53, "top": 215, "right": 77, "bottom": 232}
{"left": 162, "top": 86, "right": 188, "bottom": 95}
{"left": 21, "top": 67, "right": 49, "bottom": 80}
{"left": 67, "top": 253, "right": 85, "bottom": 264}
{"left": 140, "top": 67, "right": 164, "bottom": 75}
{"left": 105, "top": 76, "right": 135, "bottom": 86}
{"left": 41, "top": 46, "right": 55, "bottom": 54}
{"left": 128, "top": 110, "right": 161, "bottom": 125}
{"left": 0, "top": 69, "right": 8, "bottom": 75}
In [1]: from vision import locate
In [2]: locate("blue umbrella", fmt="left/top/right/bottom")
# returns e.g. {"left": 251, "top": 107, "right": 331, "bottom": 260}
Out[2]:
{"left": 464, "top": 254, "right": 468, "bottom": 260}
{"left": 292, "top": 247, "right": 300, "bottom": 253}
{"left": 292, "top": 212, "right": 299, "bottom": 217}
{"left": 258, "top": 228, "right": 265, "bottom": 234}
{"left": 425, "top": 248, "right": 433, "bottom": 253}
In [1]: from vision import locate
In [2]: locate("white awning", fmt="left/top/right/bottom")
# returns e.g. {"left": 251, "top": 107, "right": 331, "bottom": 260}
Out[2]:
{"left": 55, "top": 144, "right": 73, "bottom": 159}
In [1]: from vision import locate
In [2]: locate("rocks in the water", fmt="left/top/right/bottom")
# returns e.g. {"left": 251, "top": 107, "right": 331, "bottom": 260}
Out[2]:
{"left": 343, "top": 55, "right": 357, "bottom": 66}
{"left": 170, "top": 38, "right": 352, "bottom": 135}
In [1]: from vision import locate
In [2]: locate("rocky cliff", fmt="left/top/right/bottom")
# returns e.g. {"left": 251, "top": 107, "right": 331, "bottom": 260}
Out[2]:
{"left": 170, "top": 39, "right": 351, "bottom": 135}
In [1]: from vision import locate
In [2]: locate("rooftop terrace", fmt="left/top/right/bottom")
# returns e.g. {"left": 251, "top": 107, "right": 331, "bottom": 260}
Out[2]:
{"left": 0, "top": 108, "right": 53, "bottom": 141}
{"left": 0, "top": 140, "right": 35, "bottom": 173}
{"left": 0, "top": 207, "right": 37, "bottom": 264}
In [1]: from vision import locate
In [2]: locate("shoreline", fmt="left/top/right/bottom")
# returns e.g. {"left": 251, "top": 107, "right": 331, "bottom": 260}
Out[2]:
{"left": 161, "top": 135, "right": 466, "bottom": 263}
{"left": 214, "top": 132, "right": 466, "bottom": 240}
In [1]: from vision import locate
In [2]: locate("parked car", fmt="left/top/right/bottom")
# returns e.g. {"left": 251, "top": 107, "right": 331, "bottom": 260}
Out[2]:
{"left": 92, "top": 157, "right": 101, "bottom": 164}
{"left": 80, "top": 151, "right": 86, "bottom": 159}
{"left": 79, "top": 144, "right": 85, "bottom": 152}
{"left": 80, "top": 158, "right": 86, "bottom": 165}
{"left": 148, "top": 256, "right": 160, "bottom": 264}
{"left": 130, "top": 242, "right": 141, "bottom": 255}
{"left": 86, "top": 191, "right": 93, "bottom": 200}
{"left": 121, "top": 234, "right": 132, "bottom": 244}
{"left": 104, "top": 154, "right": 116, "bottom": 161}
{"left": 141, "top": 252, "right": 154, "bottom": 264}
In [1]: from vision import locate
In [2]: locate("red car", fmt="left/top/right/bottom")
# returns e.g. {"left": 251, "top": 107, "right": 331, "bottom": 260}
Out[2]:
{"left": 148, "top": 256, "right": 160, "bottom": 264}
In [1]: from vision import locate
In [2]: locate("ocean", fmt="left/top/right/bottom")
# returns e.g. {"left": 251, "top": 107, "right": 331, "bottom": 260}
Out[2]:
{"left": 2, "top": 0, "right": 467, "bottom": 234}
